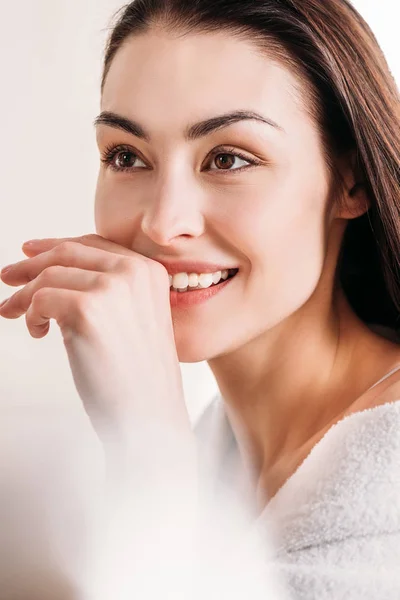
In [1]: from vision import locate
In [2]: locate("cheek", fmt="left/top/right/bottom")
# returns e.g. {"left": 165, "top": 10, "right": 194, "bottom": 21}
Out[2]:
{"left": 268, "top": 214, "right": 326, "bottom": 298}
{"left": 94, "top": 191, "right": 113, "bottom": 237}
{"left": 227, "top": 183, "right": 326, "bottom": 261}
{"left": 94, "top": 174, "right": 112, "bottom": 233}
{"left": 228, "top": 182, "right": 329, "bottom": 311}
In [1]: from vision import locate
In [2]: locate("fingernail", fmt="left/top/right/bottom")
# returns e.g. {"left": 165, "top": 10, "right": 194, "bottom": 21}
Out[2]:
{"left": 23, "top": 240, "right": 40, "bottom": 246}
{"left": 1, "top": 265, "right": 13, "bottom": 274}
{"left": 0, "top": 298, "right": 9, "bottom": 308}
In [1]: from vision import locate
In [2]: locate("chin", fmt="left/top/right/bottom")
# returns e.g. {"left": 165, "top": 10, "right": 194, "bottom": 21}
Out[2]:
{"left": 173, "top": 328, "right": 243, "bottom": 363}
{"left": 175, "top": 339, "right": 214, "bottom": 364}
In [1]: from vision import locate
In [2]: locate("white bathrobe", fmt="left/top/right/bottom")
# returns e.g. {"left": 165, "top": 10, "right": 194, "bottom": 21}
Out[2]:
{"left": 194, "top": 366, "right": 400, "bottom": 600}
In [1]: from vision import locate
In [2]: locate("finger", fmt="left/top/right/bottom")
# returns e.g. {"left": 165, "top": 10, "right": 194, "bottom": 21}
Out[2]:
{"left": 25, "top": 287, "right": 86, "bottom": 339}
{"left": 0, "top": 266, "right": 103, "bottom": 319}
{"left": 1, "top": 242, "right": 135, "bottom": 287}
{"left": 22, "top": 234, "right": 146, "bottom": 260}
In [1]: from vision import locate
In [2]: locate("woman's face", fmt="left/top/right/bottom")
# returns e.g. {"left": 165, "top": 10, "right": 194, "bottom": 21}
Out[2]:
{"left": 95, "top": 29, "right": 339, "bottom": 362}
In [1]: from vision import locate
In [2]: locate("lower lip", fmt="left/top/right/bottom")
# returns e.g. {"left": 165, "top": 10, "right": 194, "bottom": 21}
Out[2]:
{"left": 169, "top": 272, "right": 238, "bottom": 308}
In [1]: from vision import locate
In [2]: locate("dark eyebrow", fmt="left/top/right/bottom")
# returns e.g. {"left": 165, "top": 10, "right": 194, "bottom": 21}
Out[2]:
{"left": 93, "top": 110, "right": 285, "bottom": 142}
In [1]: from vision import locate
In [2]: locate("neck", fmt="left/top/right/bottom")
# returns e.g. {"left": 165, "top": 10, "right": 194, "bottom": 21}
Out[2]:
{"left": 207, "top": 286, "right": 395, "bottom": 486}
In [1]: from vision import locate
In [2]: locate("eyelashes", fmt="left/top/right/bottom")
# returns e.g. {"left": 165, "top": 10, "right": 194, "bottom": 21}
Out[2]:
{"left": 100, "top": 143, "right": 264, "bottom": 175}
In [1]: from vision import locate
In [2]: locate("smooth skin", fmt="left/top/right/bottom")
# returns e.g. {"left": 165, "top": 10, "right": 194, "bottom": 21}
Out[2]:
{"left": 94, "top": 27, "right": 400, "bottom": 508}
{"left": 0, "top": 235, "right": 197, "bottom": 485}
{"left": 2, "top": 26, "right": 400, "bottom": 512}
{"left": 0, "top": 234, "right": 199, "bottom": 594}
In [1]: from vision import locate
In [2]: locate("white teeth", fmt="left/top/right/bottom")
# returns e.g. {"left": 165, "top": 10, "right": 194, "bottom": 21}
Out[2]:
{"left": 212, "top": 271, "right": 222, "bottom": 284}
{"left": 198, "top": 273, "right": 214, "bottom": 289}
{"left": 188, "top": 273, "right": 199, "bottom": 287}
{"left": 169, "top": 269, "right": 237, "bottom": 291}
{"left": 172, "top": 273, "right": 189, "bottom": 289}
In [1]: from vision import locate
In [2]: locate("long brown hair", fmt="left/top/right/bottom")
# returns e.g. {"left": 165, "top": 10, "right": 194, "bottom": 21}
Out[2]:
{"left": 100, "top": 0, "right": 400, "bottom": 338}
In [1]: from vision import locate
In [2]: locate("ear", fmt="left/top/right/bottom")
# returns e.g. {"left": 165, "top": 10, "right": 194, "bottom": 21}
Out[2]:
{"left": 333, "top": 149, "right": 370, "bottom": 220}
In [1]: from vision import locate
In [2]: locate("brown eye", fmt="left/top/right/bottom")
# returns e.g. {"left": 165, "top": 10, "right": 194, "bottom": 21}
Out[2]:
{"left": 101, "top": 144, "right": 147, "bottom": 173}
{"left": 214, "top": 154, "right": 236, "bottom": 170}
{"left": 114, "top": 151, "right": 137, "bottom": 169}
{"left": 101, "top": 144, "right": 262, "bottom": 175}
{"left": 207, "top": 147, "right": 260, "bottom": 174}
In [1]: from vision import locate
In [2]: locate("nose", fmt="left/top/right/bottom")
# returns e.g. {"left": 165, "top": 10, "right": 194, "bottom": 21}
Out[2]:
{"left": 141, "top": 179, "right": 205, "bottom": 246}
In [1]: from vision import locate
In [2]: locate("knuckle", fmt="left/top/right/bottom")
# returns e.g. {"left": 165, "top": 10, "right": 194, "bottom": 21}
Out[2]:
{"left": 67, "top": 293, "right": 96, "bottom": 330}
{"left": 31, "top": 286, "right": 50, "bottom": 304}
{"left": 74, "top": 293, "right": 94, "bottom": 317}
{"left": 117, "top": 258, "right": 148, "bottom": 288}
{"left": 96, "top": 272, "right": 113, "bottom": 290}
{"left": 40, "top": 265, "right": 62, "bottom": 281}
{"left": 55, "top": 241, "right": 76, "bottom": 259}
{"left": 118, "top": 257, "right": 138, "bottom": 277}
{"left": 96, "top": 272, "right": 125, "bottom": 294}
{"left": 118, "top": 258, "right": 167, "bottom": 287}
{"left": 147, "top": 260, "right": 169, "bottom": 288}
{"left": 152, "top": 260, "right": 169, "bottom": 280}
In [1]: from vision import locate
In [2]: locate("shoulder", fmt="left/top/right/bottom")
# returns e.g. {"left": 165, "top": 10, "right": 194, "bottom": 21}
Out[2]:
{"left": 347, "top": 354, "right": 400, "bottom": 416}
{"left": 258, "top": 401, "right": 400, "bottom": 598}
{"left": 261, "top": 397, "right": 400, "bottom": 550}
{"left": 369, "top": 374, "right": 400, "bottom": 407}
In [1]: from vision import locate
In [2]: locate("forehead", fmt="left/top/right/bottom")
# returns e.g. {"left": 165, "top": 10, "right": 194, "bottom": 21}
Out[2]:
{"left": 101, "top": 30, "right": 310, "bottom": 134}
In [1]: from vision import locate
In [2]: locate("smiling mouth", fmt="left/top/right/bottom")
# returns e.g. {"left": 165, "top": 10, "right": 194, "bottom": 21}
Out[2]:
{"left": 170, "top": 268, "right": 239, "bottom": 292}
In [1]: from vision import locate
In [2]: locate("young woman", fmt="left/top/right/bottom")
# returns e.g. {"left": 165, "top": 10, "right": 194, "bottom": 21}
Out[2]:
{"left": 1, "top": 0, "right": 399, "bottom": 597}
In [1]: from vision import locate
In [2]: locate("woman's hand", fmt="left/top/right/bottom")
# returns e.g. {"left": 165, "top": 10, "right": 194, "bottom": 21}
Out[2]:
{"left": 0, "top": 234, "right": 191, "bottom": 445}
{"left": 0, "top": 233, "right": 200, "bottom": 598}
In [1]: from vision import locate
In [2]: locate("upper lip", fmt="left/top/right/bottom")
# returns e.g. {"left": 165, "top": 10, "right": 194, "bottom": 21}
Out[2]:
{"left": 154, "top": 259, "right": 239, "bottom": 275}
